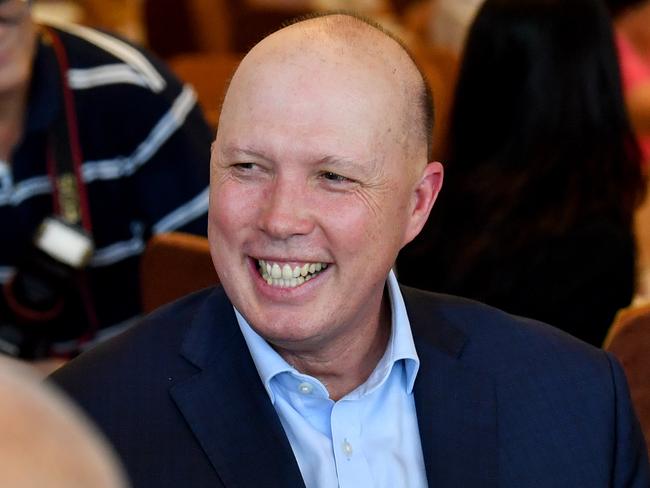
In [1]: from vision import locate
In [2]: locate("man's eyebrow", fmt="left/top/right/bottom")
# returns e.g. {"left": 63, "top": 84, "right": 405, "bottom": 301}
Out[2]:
{"left": 219, "top": 147, "right": 380, "bottom": 176}
{"left": 220, "top": 146, "right": 269, "bottom": 161}
{"left": 317, "top": 155, "right": 379, "bottom": 177}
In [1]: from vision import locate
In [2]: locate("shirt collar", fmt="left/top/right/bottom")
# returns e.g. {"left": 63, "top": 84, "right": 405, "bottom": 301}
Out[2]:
{"left": 235, "top": 307, "right": 294, "bottom": 403}
{"left": 235, "top": 269, "right": 420, "bottom": 403}
{"left": 378, "top": 268, "right": 420, "bottom": 394}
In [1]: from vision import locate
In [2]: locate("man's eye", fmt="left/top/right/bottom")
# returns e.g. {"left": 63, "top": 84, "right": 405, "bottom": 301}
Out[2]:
{"left": 233, "top": 162, "right": 256, "bottom": 170}
{"left": 320, "top": 172, "right": 352, "bottom": 183}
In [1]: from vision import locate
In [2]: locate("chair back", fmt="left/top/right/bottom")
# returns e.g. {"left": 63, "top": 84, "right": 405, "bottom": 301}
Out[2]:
{"left": 140, "top": 232, "right": 219, "bottom": 313}
{"left": 143, "top": 0, "right": 232, "bottom": 58}
{"left": 604, "top": 303, "right": 650, "bottom": 452}
{"left": 169, "top": 52, "right": 242, "bottom": 129}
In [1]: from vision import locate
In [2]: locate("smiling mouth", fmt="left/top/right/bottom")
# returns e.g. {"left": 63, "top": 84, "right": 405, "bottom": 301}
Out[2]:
{"left": 257, "top": 259, "right": 328, "bottom": 288}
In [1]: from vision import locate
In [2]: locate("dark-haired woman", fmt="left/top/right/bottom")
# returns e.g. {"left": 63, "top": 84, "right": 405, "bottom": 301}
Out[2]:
{"left": 397, "top": 0, "right": 646, "bottom": 346}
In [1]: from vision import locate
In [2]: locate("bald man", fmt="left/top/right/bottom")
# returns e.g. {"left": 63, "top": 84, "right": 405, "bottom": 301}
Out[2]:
{"left": 0, "top": 357, "right": 128, "bottom": 488}
{"left": 51, "top": 13, "right": 649, "bottom": 488}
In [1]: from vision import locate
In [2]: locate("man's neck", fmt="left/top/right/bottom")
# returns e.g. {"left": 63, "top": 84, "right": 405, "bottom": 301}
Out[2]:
{"left": 0, "top": 84, "right": 28, "bottom": 161}
{"left": 276, "top": 296, "right": 392, "bottom": 401}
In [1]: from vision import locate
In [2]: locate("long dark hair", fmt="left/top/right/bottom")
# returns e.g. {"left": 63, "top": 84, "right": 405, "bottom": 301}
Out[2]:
{"left": 400, "top": 0, "right": 644, "bottom": 286}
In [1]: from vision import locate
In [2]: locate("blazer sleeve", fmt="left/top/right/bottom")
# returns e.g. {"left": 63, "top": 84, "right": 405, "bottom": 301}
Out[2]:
{"left": 607, "top": 352, "right": 650, "bottom": 487}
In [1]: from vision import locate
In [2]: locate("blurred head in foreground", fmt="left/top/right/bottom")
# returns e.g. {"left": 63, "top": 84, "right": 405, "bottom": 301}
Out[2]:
{"left": 0, "top": 356, "right": 129, "bottom": 488}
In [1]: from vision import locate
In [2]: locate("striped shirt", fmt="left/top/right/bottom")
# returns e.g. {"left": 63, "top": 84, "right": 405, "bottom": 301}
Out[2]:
{"left": 0, "top": 24, "right": 212, "bottom": 354}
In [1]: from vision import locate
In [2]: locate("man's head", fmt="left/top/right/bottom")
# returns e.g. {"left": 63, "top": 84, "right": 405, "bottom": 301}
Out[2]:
{"left": 0, "top": 357, "right": 129, "bottom": 488}
{"left": 209, "top": 13, "right": 442, "bottom": 354}
{"left": 0, "top": 0, "right": 36, "bottom": 95}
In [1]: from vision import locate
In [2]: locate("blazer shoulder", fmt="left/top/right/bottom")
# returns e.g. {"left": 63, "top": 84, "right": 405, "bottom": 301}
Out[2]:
{"left": 401, "top": 285, "right": 607, "bottom": 373}
{"left": 50, "top": 286, "right": 225, "bottom": 391}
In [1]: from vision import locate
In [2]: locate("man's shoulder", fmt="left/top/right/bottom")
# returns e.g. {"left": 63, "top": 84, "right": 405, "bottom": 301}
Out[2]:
{"left": 50, "top": 286, "right": 229, "bottom": 391}
{"left": 403, "top": 285, "right": 616, "bottom": 434}
{"left": 402, "top": 285, "right": 608, "bottom": 372}
{"left": 402, "top": 290, "right": 649, "bottom": 486}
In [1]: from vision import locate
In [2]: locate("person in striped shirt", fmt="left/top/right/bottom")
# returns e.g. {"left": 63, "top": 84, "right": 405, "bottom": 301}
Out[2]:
{"left": 0, "top": 0, "right": 212, "bottom": 359}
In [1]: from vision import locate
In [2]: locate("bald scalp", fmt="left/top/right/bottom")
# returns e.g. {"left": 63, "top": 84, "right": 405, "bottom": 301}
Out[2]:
{"left": 288, "top": 13, "right": 433, "bottom": 165}
{"left": 233, "top": 13, "right": 433, "bottom": 167}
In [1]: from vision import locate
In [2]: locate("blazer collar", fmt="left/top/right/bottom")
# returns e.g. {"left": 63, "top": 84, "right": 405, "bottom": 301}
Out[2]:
{"left": 402, "top": 286, "right": 499, "bottom": 487}
{"left": 169, "top": 287, "right": 305, "bottom": 488}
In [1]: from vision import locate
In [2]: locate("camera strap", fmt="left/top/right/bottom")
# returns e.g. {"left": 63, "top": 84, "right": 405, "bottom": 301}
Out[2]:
{"left": 43, "top": 26, "right": 93, "bottom": 233}
{"left": 43, "top": 27, "right": 100, "bottom": 343}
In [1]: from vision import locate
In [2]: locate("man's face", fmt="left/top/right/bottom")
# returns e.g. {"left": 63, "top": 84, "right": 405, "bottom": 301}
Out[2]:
{"left": 209, "top": 35, "right": 434, "bottom": 352}
{"left": 0, "top": 0, "right": 35, "bottom": 94}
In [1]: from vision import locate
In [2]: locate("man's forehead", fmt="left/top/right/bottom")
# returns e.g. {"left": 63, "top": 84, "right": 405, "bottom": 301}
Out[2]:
{"left": 217, "top": 15, "right": 428, "bottom": 165}
{"left": 245, "top": 17, "right": 406, "bottom": 71}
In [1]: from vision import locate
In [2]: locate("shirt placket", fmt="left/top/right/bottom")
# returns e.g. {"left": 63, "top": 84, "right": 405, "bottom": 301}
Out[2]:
{"left": 330, "top": 398, "right": 372, "bottom": 487}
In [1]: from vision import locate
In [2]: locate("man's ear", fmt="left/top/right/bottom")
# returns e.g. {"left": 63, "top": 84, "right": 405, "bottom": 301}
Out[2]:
{"left": 402, "top": 161, "right": 444, "bottom": 246}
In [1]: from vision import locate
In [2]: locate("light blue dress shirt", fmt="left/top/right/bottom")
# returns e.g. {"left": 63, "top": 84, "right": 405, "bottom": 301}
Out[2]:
{"left": 235, "top": 270, "right": 428, "bottom": 488}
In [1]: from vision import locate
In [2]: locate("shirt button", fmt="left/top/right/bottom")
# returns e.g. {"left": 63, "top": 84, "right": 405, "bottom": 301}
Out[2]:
{"left": 298, "top": 382, "right": 313, "bottom": 395}
{"left": 342, "top": 439, "right": 353, "bottom": 457}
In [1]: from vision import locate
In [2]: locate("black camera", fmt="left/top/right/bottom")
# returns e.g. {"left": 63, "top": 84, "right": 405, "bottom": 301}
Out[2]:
{"left": 0, "top": 217, "right": 94, "bottom": 358}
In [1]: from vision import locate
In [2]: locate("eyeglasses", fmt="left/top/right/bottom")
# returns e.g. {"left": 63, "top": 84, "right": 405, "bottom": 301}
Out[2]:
{"left": 0, "top": 0, "right": 30, "bottom": 26}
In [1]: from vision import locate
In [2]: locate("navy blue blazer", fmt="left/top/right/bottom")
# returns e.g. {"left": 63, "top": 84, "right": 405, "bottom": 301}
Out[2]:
{"left": 51, "top": 286, "right": 650, "bottom": 487}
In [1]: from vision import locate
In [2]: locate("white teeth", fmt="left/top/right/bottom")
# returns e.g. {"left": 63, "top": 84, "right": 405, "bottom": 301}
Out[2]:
{"left": 257, "top": 259, "right": 329, "bottom": 288}
{"left": 282, "top": 264, "right": 293, "bottom": 280}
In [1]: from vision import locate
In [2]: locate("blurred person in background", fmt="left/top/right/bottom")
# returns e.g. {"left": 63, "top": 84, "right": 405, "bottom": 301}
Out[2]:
{"left": 0, "top": 355, "right": 129, "bottom": 487}
{"left": 606, "top": 0, "right": 650, "bottom": 168}
{"left": 397, "top": 0, "right": 646, "bottom": 347}
{"left": 0, "top": 0, "right": 212, "bottom": 361}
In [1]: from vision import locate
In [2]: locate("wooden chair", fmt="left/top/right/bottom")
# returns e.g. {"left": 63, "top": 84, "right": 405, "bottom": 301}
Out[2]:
{"left": 143, "top": 0, "right": 232, "bottom": 58}
{"left": 604, "top": 303, "right": 650, "bottom": 452}
{"left": 143, "top": 0, "right": 310, "bottom": 57}
{"left": 140, "top": 232, "right": 219, "bottom": 313}
{"left": 169, "top": 52, "right": 242, "bottom": 129}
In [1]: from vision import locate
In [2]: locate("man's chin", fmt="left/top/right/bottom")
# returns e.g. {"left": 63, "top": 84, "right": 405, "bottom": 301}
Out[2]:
{"left": 245, "top": 310, "right": 329, "bottom": 347}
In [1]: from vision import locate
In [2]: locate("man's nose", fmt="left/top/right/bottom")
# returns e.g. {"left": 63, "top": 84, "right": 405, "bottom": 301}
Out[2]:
{"left": 257, "top": 180, "right": 314, "bottom": 239}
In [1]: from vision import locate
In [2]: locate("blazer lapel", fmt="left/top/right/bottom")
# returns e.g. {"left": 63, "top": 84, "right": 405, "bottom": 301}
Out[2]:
{"left": 169, "top": 288, "right": 305, "bottom": 488}
{"left": 403, "top": 287, "right": 499, "bottom": 487}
